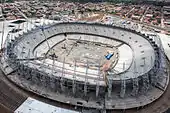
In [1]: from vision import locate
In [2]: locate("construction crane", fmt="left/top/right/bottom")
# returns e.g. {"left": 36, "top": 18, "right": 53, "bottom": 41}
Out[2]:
{"left": 66, "top": 36, "right": 81, "bottom": 56}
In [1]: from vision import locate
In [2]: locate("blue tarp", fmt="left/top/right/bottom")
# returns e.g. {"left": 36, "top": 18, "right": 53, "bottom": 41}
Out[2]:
{"left": 105, "top": 53, "right": 113, "bottom": 60}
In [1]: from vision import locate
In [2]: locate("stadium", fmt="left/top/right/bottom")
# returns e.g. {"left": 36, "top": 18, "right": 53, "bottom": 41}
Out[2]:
{"left": 0, "top": 21, "right": 169, "bottom": 111}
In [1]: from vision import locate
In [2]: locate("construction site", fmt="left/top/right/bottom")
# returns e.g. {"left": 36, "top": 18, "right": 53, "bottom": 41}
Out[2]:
{"left": 0, "top": 21, "right": 169, "bottom": 113}
{"left": 0, "top": 0, "right": 169, "bottom": 112}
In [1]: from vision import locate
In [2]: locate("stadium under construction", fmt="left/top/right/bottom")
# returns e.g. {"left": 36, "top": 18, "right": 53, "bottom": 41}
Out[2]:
{"left": 0, "top": 20, "right": 169, "bottom": 113}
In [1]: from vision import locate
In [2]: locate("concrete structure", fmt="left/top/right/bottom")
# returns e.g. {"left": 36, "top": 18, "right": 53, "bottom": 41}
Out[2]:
{"left": 0, "top": 21, "right": 169, "bottom": 110}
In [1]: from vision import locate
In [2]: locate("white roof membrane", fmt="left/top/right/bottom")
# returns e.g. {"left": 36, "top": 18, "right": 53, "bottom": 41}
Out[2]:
{"left": 14, "top": 97, "right": 80, "bottom": 113}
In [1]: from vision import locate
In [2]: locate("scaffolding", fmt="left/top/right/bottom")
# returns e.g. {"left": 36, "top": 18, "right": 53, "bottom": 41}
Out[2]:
{"left": 60, "top": 58, "right": 65, "bottom": 92}
{"left": 107, "top": 76, "right": 112, "bottom": 98}
{"left": 84, "top": 60, "right": 88, "bottom": 96}
{"left": 150, "top": 56, "right": 157, "bottom": 86}
{"left": 141, "top": 57, "right": 150, "bottom": 94}
{"left": 120, "top": 62, "right": 126, "bottom": 98}
{"left": 72, "top": 60, "right": 77, "bottom": 95}
{"left": 50, "top": 56, "right": 56, "bottom": 90}
{"left": 131, "top": 61, "right": 139, "bottom": 96}
{"left": 96, "top": 62, "right": 101, "bottom": 97}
